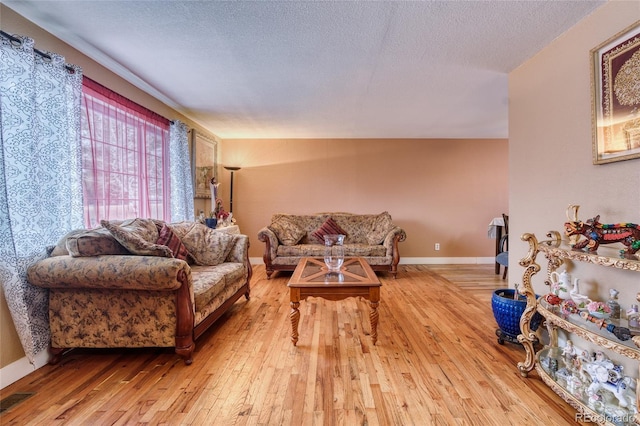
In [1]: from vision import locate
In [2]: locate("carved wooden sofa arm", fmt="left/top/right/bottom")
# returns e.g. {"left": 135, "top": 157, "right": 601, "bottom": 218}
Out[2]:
{"left": 257, "top": 227, "right": 279, "bottom": 279}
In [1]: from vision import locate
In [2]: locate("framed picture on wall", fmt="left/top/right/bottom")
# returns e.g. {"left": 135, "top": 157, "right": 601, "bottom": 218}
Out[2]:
{"left": 191, "top": 130, "right": 218, "bottom": 198}
{"left": 591, "top": 21, "right": 640, "bottom": 165}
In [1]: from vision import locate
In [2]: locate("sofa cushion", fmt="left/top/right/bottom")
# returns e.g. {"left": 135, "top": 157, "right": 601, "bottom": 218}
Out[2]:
{"left": 65, "top": 228, "right": 131, "bottom": 257}
{"left": 165, "top": 221, "right": 195, "bottom": 240}
{"left": 190, "top": 265, "right": 228, "bottom": 311}
{"left": 156, "top": 224, "right": 189, "bottom": 261}
{"left": 190, "top": 263, "right": 245, "bottom": 312}
{"left": 179, "top": 223, "right": 236, "bottom": 266}
{"left": 277, "top": 244, "right": 325, "bottom": 257}
{"left": 330, "top": 214, "right": 368, "bottom": 244}
{"left": 366, "top": 211, "right": 394, "bottom": 244}
{"left": 276, "top": 243, "right": 386, "bottom": 258}
{"left": 49, "top": 230, "right": 80, "bottom": 256}
{"left": 329, "top": 212, "right": 392, "bottom": 244}
{"left": 270, "top": 214, "right": 328, "bottom": 244}
{"left": 311, "top": 217, "right": 348, "bottom": 244}
{"left": 52, "top": 229, "right": 112, "bottom": 257}
{"left": 101, "top": 218, "right": 172, "bottom": 257}
{"left": 345, "top": 243, "right": 387, "bottom": 257}
{"left": 192, "top": 263, "right": 248, "bottom": 326}
{"left": 269, "top": 216, "right": 306, "bottom": 246}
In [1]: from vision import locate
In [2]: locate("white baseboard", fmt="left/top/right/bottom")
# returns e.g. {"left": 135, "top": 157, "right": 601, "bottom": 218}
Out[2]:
{"left": 250, "top": 257, "right": 495, "bottom": 265}
{"left": 1, "top": 349, "right": 49, "bottom": 390}
{"left": 400, "top": 257, "right": 495, "bottom": 264}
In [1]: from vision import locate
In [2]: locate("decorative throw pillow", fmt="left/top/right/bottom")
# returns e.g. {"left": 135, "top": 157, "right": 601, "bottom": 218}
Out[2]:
{"left": 151, "top": 218, "right": 167, "bottom": 232}
{"left": 179, "top": 223, "right": 236, "bottom": 266}
{"left": 166, "top": 221, "right": 197, "bottom": 240}
{"left": 311, "top": 217, "right": 348, "bottom": 244}
{"left": 269, "top": 217, "right": 306, "bottom": 246}
{"left": 65, "top": 228, "right": 131, "bottom": 257}
{"left": 366, "top": 211, "right": 394, "bottom": 245}
{"left": 101, "top": 218, "right": 172, "bottom": 257}
{"left": 156, "top": 224, "right": 190, "bottom": 261}
{"left": 49, "top": 229, "right": 85, "bottom": 256}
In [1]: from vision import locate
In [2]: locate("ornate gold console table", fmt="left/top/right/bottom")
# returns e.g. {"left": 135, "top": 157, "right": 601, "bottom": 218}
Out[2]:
{"left": 517, "top": 231, "right": 640, "bottom": 425}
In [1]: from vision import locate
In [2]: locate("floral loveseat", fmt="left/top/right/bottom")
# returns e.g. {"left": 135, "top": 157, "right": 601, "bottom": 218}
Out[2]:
{"left": 27, "top": 218, "right": 252, "bottom": 365}
{"left": 257, "top": 212, "right": 406, "bottom": 278}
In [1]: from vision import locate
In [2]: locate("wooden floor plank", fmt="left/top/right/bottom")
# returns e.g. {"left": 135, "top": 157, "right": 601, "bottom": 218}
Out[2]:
{"left": 0, "top": 264, "right": 580, "bottom": 425}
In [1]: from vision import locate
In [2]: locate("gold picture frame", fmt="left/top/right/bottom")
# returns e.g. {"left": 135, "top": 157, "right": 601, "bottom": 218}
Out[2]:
{"left": 191, "top": 130, "right": 218, "bottom": 198}
{"left": 591, "top": 21, "right": 640, "bottom": 164}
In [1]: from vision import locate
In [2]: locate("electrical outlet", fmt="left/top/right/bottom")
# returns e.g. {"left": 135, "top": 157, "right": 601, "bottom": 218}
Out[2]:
{"left": 435, "top": 243, "right": 440, "bottom": 251}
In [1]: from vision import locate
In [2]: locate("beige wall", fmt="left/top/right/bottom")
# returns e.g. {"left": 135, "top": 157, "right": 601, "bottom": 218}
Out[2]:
{"left": 509, "top": 1, "right": 639, "bottom": 304}
{"left": 219, "top": 138, "right": 507, "bottom": 260}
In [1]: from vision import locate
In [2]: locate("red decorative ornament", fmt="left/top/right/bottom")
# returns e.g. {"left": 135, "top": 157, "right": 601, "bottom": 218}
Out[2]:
{"left": 544, "top": 293, "right": 562, "bottom": 305}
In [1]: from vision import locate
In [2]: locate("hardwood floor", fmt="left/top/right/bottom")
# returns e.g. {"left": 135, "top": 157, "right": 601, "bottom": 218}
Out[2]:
{"left": 1, "top": 264, "right": 580, "bottom": 425}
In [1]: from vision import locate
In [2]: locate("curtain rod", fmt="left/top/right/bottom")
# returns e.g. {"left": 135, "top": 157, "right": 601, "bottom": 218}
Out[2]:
{"left": 0, "top": 30, "right": 76, "bottom": 73}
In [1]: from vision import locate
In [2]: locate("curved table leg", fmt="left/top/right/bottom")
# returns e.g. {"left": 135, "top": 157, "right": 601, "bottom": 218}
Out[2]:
{"left": 369, "top": 300, "right": 379, "bottom": 345}
{"left": 290, "top": 301, "right": 300, "bottom": 346}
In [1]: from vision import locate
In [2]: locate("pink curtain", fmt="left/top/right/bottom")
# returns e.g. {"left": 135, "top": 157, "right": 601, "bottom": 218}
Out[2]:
{"left": 81, "top": 77, "right": 170, "bottom": 228}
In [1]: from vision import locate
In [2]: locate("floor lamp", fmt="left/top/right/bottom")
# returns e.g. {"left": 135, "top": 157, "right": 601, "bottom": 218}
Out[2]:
{"left": 224, "top": 166, "right": 240, "bottom": 214}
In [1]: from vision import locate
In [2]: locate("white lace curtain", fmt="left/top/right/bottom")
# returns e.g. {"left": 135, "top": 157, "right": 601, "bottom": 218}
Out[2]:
{"left": 170, "top": 120, "right": 194, "bottom": 222}
{"left": 0, "top": 34, "right": 84, "bottom": 363}
{"left": 0, "top": 33, "right": 194, "bottom": 363}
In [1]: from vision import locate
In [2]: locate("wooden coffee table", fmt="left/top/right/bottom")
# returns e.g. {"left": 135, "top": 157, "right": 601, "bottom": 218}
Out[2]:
{"left": 287, "top": 257, "right": 381, "bottom": 346}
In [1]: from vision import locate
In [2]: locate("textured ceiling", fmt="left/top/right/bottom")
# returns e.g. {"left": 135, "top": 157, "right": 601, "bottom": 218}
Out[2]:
{"left": 3, "top": 0, "right": 604, "bottom": 139}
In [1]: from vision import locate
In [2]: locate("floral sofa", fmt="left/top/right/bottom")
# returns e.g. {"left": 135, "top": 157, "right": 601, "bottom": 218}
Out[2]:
{"left": 257, "top": 212, "right": 406, "bottom": 278}
{"left": 27, "top": 218, "right": 252, "bottom": 365}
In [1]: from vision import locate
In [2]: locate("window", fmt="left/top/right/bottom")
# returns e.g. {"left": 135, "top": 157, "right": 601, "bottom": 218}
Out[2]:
{"left": 81, "top": 78, "right": 170, "bottom": 228}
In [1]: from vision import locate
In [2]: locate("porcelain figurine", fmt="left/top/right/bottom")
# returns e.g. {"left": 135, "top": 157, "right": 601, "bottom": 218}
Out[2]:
{"left": 627, "top": 305, "right": 640, "bottom": 328}
{"left": 550, "top": 270, "right": 571, "bottom": 299}
{"left": 570, "top": 278, "right": 591, "bottom": 308}
{"left": 562, "top": 340, "right": 577, "bottom": 361}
